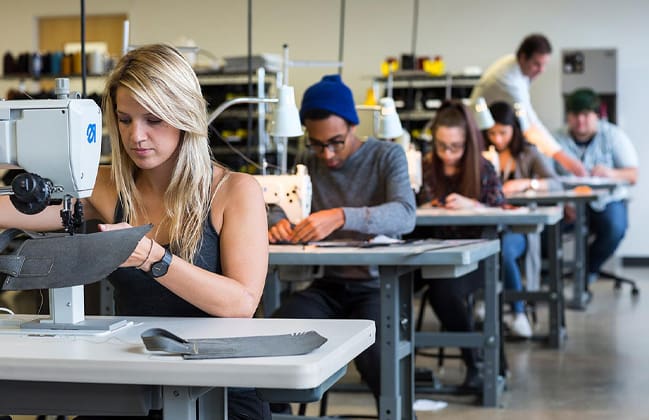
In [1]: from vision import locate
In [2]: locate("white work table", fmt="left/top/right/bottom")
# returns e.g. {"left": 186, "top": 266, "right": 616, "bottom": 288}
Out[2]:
{"left": 0, "top": 316, "right": 375, "bottom": 420}
{"left": 267, "top": 239, "right": 501, "bottom": 418}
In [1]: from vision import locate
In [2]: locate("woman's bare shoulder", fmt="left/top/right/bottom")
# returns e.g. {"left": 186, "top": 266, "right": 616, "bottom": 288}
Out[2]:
{"left": 212, "top": 167, "right": 261, "bottom": 196}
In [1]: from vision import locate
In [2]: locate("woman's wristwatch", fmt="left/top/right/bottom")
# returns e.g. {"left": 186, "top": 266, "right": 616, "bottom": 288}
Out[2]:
{"left": 529, "top": 178, "right": 540, "bottom": 191}
{"left": 149, "top": 248, "right": 173, "bottom": 278}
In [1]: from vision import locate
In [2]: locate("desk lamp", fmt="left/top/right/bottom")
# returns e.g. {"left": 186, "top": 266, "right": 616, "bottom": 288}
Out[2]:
{"left": 474, "top": 97, "right": 500, "bottom": 173}
{"left": 356, "top": 96, "right": 404, "bottom": 139}
{"left": 473, "top": 96, "right": 495, "bottom": 130}
{"left": 207, "top": 85, "right": 302, "bottom": 138}
{"left": 357, "top": 98, "right": 423, "bottom": 192}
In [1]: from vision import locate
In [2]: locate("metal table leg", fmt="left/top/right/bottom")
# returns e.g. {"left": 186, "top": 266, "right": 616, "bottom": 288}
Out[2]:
{"left": 547, "top": 222, "right": 566, "bottom": 347}
{"left": 163, "top": 386, "right": 226, "bottom": 420}
{"left": 379, "top": 266, "right": 414, "bottom": 420}
{"left": 568, "top": 201, "right": 589, "bottom": 310}
{"left": 482, "top": 254, "right": 501, "bottom": 407}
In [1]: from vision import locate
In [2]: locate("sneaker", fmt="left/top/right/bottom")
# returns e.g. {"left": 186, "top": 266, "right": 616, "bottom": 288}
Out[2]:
{"left": 461, "top": 366, "right": 484, "bottom": 392}
{"left": 510, "top": 313, "right": 533, "bottom": 338}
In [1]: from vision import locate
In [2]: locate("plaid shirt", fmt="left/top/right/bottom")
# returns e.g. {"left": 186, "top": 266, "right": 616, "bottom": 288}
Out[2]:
{"left": 414, "top": 156, "right": 504, "bottom": 239}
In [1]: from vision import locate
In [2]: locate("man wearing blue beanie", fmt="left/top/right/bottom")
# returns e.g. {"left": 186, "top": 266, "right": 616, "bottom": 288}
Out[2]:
{"left": 269, "top": 74, "right": 416, "bottom": 412}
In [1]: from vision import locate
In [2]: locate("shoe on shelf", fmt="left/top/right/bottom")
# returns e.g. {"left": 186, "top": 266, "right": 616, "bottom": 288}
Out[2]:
{"left": 509, "top": 313, "right": 533, "bottom": 338}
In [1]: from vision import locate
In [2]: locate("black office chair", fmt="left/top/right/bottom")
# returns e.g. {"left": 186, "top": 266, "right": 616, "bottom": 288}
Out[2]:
{"left": 597, "top": 269, "right": 640, "bottom": 296}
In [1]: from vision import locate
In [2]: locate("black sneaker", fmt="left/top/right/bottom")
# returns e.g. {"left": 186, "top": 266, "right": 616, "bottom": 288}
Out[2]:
{"left": 461, "top": 366, "right": 483, "bottom": 392}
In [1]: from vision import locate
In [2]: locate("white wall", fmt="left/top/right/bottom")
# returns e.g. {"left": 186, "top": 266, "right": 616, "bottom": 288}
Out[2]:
{"left": 2, "top": 0, "right": 648, "bottom": 257}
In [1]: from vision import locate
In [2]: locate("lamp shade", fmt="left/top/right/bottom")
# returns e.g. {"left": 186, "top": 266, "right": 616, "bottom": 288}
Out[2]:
{"left": 375, "top": 97, "right": 404, "bottom": 139}
{"left": 270, "top": 85, "right": 303, "bottom": 137}
{"left": 473, "top": 97, "right": 495, "bottom": 130}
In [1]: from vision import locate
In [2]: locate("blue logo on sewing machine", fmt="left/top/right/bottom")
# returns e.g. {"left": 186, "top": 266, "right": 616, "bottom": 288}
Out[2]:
{"left": 86, "top": 123, "right": 97, "bottom": 144}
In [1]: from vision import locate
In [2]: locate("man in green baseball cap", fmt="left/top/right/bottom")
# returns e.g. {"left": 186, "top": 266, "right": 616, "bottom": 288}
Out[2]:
{"left": 555, "top": 87, "right": 638, "bottom": 289}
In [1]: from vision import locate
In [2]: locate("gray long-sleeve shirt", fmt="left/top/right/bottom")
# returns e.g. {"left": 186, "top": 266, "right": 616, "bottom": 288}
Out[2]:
{"left": 277, "top": 137, "right": 416, "bottom": 282}
{"left": 308, "top": 138, "right": 416, "bottom": 239}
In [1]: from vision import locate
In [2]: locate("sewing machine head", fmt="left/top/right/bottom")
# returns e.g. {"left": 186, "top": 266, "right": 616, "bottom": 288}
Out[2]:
{"left": 253, "top": 164, "right": 312, "bottom": 224}
{"left": 0, "top": 81, "right": 102, "bottom": 230}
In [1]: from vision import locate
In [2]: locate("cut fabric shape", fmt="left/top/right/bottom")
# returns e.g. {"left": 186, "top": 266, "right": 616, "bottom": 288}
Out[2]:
{"left": 0, "top": 224, "right": 151, "bottom": 290}
{"left": 141, "top": 327, "right": 328, "bottom": 359}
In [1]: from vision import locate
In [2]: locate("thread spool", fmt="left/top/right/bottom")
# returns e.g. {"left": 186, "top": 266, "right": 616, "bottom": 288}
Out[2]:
{"left": 87, "top": 51, "right": 105, "bottom": 75}
{"left": 50, "top": 51, "right": 63, "bottom": 75}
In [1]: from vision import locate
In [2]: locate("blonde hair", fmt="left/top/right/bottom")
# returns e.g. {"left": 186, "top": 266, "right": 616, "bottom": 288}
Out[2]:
{"left": 102, "top": 43, "right": 214, "bottom": 262}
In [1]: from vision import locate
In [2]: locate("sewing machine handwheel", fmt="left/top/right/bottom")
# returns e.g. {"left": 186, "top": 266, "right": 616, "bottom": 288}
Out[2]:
{"left": 10, "top": 172, "right": 52, "bottom": 215}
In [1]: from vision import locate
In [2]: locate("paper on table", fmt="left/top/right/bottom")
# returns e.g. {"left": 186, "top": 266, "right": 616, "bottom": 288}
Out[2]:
{"left": 308, "top": 235, "right": 404, "bottom": 248}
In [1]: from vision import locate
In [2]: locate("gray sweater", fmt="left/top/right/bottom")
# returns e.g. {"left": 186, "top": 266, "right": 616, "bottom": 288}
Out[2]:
{"left": 508, "top": 144, "right": 561, "bottom": 191}
{"left": 276, "top": 138, "right": 416, "bottom": 282}
{"left": 308, "top": 138, "right": 416, "bottom": 238}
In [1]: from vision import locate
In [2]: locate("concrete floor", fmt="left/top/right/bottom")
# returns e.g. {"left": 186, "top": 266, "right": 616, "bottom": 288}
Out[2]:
{"left": 7, "top": 267, "right": 649, "bottom": 420}
{"left": 307, "top": 267, "right": 649, "bottom": 419}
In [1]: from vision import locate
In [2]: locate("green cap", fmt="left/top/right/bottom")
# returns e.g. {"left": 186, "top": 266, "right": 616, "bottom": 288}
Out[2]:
{"left": 566, "top": 88, "right": 601, "bottom": 113}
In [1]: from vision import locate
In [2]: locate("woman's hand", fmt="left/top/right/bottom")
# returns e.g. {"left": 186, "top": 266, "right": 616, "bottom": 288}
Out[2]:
{"left": 444, "top": 193, "right": 481, "bottom": 210}
{"left": 99, "top": 222, "right": 156, "bottom": 269}
{"left": 503, "top": 179, "right": 532, "bottom": 194}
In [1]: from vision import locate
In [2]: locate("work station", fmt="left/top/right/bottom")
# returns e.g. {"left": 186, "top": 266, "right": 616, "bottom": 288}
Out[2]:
{"left": 0, "top": 1, "right": 647, "bottom": 420}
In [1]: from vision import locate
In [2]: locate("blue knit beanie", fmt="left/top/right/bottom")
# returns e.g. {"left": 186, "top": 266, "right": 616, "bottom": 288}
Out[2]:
{"left": 300, "top": 74, "right": 359, "bottom": 125}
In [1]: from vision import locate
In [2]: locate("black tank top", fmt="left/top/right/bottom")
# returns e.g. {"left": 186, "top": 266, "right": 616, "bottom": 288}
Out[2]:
{"left": 108, "top": 200, "right": 222, "bottom": 317}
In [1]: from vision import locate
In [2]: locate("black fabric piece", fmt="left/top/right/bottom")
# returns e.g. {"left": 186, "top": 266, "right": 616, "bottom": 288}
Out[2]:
{"left": 141, "top": 327, "right": 328, "bottom": 359}
{"left": 0, "top": 225, "right": 151, "bottom": 290}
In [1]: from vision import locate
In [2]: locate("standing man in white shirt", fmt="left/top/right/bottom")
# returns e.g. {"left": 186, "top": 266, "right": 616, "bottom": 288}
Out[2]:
{"left": 471, "top": 33, "right": 587, "bottom": 176}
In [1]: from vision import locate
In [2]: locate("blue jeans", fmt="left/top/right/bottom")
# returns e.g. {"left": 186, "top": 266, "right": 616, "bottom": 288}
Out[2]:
{"left": 588, "top": 200, "right": 628, "bottom": 275}
{"left": 501, "top": 232, "right": 527, "bottom": 314}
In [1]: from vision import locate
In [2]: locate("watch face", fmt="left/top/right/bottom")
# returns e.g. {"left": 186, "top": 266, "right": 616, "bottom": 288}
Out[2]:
{"left": 150, "top": 248, "right": 172, "bottom": 278}
{"left": 151, "top": 262, "right": 168, "bottom": 277}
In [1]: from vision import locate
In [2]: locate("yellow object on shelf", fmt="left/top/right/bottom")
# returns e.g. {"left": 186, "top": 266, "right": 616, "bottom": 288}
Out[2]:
{"left": 380, "top": 58, "right": 399, "bottom": 77}
{"left": 424, "top": 56, "right": 445, "bottom": 76}
{"left": 363, "top": 87, "right": 377, "bottom": 106}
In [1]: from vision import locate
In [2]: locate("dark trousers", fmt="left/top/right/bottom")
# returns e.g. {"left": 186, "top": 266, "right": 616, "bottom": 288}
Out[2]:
{"left": 272, "top": 279, "right": 381, "bottom": 402}
{"left": 417, "top": 263, "right": 483, "bottom": 369}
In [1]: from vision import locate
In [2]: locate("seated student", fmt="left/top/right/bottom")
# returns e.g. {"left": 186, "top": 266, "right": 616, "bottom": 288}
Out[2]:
{"left": 413, "top": 100, "right": 504, "bottom": 388}
{"left": 268, "top": 75, "right": 416, "bottom": 409}
{"left": 554, "top": 88, "right": 638, "bottom": 287}
{"left": 484, "top": 101, "right": 562, "bottom": 337}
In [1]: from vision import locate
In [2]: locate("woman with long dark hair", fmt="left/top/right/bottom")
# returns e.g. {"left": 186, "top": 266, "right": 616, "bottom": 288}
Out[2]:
{"left": 415, "top": 100, "right": 504, "bottom": 389}
{"left": 484, "top": 101, "right": 561, "bottom": 337}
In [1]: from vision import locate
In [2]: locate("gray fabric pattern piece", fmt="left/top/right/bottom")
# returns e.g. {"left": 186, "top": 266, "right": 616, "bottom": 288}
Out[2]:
{"left": 0, "top": 224, "right": 151, "bottom": 290}
{"left": 141, "top": 327, "right": 328, "bottom": 359}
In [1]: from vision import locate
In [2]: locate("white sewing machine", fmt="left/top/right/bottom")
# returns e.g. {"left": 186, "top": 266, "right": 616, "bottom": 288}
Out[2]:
{"left": 253, "top": 164, "right": 312, "bottom": 224}
{"left": 0, "top": 79, "right": 113, "bottom": 334}
{"left": 0, "top": 78, "right": 102, "bottom": 232}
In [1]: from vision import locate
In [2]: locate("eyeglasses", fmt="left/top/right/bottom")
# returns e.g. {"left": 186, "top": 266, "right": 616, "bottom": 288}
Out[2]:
{"left": 306, "top": 129, "right": 349, "bottom": 154}
{"left": 434, "top": 140, "right": 465, "bottom": 153}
